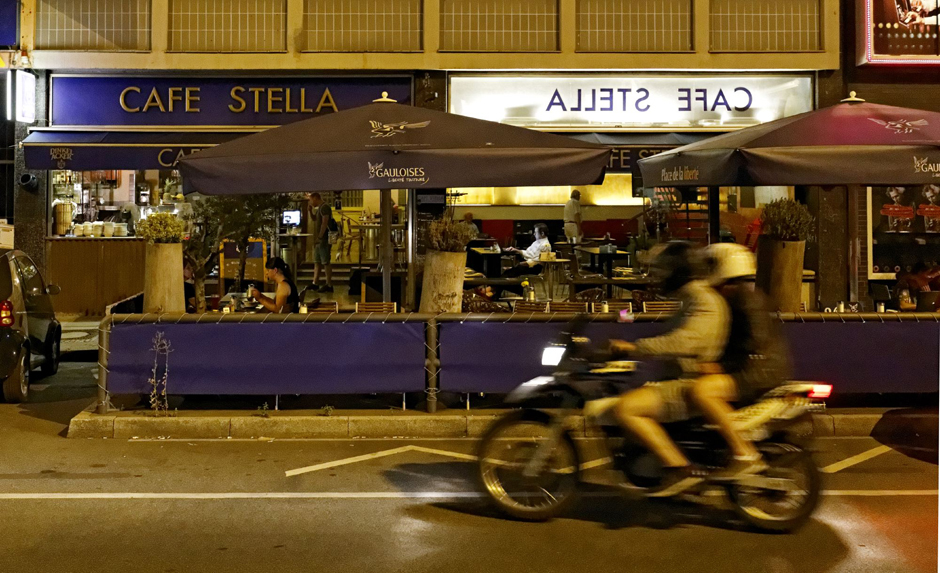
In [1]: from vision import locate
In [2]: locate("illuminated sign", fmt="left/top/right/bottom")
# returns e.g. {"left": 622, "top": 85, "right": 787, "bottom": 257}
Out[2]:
{"left": 15, "top": 70, "right": 35, "bottom": 123}
{"left": 449, "top": 75, "right": 813, "bottom": 131}
{"left": 860, "top": 0, "right": 940, "bottom": 64}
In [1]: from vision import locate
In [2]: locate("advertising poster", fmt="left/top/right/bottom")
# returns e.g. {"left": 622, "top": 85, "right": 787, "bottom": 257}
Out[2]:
{"left": 869, "top": 185, "right": 940, "bottom": 278}
{"left": 865, "top": 0, "right": 940, "bottom": 61}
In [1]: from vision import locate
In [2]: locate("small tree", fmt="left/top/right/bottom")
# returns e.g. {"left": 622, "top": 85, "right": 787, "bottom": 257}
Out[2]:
{"left": 183, "top": 197, "right": 226, "bottom": 313}
{"left": 220, "top": 194, "right": 292, "bottom": 291}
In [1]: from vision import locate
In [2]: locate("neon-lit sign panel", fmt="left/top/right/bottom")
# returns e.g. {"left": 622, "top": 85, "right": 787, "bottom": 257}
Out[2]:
{"left": 860, "top": 0, "right": 940, "bottom": 64}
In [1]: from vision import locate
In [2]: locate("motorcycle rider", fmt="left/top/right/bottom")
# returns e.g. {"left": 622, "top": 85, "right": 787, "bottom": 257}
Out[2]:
{"left": 696, "top": 243, "right": 788, "bottom": 480}
{"left": 602, "top": 241, "right": 731, "bottom": 497}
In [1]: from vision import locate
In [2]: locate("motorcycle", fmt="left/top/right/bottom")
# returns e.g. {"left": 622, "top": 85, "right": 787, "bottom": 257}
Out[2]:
{"left": 476, "top": 319, "right": 830, "bottom": 532}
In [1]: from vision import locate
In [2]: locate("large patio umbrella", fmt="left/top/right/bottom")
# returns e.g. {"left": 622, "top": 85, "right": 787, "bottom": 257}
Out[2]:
{"left": 178, "top": 95, "right": 611, "bottom": 302}
{"left": 638, "top": 96, "right": 940, "bottom": 187}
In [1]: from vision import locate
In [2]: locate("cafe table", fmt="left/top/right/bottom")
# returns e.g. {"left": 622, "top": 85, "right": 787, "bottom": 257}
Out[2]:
{"left": 576, "top": 246, "right": 630, "bottom": 296}
{"left": 469, "top": 246, "right": 505, "bottom": 278}
{"left": 539, "top": 258, "right": 570, "bottom": 301}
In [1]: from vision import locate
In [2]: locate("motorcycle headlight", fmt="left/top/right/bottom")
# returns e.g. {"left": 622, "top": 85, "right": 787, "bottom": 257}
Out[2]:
{"left": 541, "top": 345, "right": 566, "bottom": 367}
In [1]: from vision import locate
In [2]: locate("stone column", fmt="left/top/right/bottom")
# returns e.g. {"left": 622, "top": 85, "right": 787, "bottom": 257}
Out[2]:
{"left": 13, "top": 70, "right": 49, "bottom": 273}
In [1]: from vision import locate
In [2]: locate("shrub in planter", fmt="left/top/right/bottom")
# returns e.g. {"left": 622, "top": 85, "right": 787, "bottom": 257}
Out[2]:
{"left": 756, "top": 199, "right": 814, "bottom": 312}
{"left": 137, "top": 212, "right": 186, "bottom": 314}
{"left": 419, "top": 216, "right": 477, "bottom": 313}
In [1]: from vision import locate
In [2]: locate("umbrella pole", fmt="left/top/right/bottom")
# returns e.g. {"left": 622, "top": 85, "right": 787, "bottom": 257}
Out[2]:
{"left": 381, "top": 188, "right": 393, "bottom": 303}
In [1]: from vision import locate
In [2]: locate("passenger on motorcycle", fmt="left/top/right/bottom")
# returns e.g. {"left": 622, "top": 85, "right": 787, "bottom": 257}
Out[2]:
{"left": 700, "top": 242, "right": 789, "bottom": 479}
{"left": 601, "top": 241, "right": 731, "bottom": 497}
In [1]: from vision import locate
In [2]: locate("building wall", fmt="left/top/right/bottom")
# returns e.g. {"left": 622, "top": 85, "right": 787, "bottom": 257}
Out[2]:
{"left": 19, "top": 0, "right": 841, "bottom": 71}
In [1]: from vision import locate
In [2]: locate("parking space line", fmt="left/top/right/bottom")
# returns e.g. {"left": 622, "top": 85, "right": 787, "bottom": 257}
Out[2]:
{"left": 284, "top": 446, "right": 415, "bottom": 477}
{"left": 821, "top": 445, "right": 893, "bottom": 474}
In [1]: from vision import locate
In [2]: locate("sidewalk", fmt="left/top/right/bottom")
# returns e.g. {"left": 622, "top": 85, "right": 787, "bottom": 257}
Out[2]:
{"left": 69, "top": 407, "right": 932, "bottom": 440}
{"left": 60, "top": 319, "right": 102, "bottom": 354}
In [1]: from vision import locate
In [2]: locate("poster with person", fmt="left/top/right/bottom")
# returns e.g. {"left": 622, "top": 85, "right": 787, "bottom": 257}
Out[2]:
{"left": 870, "top": 0, "right": 940, "bottom": 57}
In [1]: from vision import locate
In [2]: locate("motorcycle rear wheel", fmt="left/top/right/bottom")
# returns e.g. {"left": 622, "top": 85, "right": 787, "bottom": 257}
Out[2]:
{"left": 728, "top": 442, "right": 821, "bottom": 533}
{"left": 477, "top": 409, "right": 582, "bottom": 522}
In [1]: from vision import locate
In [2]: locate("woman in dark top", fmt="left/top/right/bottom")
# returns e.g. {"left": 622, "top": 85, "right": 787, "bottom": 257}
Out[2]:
{"left": 250, "top": 257, "right": 300, "bottom": 313}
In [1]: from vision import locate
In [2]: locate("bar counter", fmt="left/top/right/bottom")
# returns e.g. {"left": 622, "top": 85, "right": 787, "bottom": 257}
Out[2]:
{"left": 46, "top": 237, "right": 146, "bottom": 316}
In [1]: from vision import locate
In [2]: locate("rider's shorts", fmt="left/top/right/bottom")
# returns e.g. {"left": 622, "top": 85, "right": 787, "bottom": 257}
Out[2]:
{"left": 644, "top": 379, "right": 694, "bottom": 423}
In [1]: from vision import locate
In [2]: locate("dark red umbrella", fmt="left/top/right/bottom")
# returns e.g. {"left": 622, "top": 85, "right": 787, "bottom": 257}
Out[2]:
{"left": 638, "top": 96, "right": 940, "bottom": 186}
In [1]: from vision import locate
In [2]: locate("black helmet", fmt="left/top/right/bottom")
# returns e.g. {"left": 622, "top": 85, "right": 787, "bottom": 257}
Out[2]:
{"left": 648, "top": 241, "right": 701, "bottom": 295}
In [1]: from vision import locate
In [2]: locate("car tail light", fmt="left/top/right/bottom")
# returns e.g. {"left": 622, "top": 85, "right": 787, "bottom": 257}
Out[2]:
{"left": 0, "top": 300, "right": 13, "bottom": 327}
{"left": 808, "top": 384, "right": 832, "bottom": 400}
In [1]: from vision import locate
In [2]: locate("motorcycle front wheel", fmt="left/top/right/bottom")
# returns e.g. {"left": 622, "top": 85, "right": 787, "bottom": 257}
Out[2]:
{"left": 728, "top": 442, "right": 821, "bottom": 533}
{"left": 477, "top": 409, "right": 582, "bottom": 522}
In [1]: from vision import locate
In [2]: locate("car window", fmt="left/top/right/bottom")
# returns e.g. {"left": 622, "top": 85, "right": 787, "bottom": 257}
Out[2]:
{"left": 14, "top": 256, "right": 45, "bottom": 296}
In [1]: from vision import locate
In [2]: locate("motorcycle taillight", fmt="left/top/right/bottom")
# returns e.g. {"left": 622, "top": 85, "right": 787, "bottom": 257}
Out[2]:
{"left": 808, "top": 384, "right": 832, "bottom": 400}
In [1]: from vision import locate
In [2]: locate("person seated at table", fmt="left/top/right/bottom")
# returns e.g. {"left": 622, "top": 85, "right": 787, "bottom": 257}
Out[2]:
{"left": 503, "top": 223, "right": 551, "bottom": 278}
{"left": 249, "top": 257, "right": 300, "bottom": 313}
{"left": 460, "top": 212, "right": 480, "bottom": 238}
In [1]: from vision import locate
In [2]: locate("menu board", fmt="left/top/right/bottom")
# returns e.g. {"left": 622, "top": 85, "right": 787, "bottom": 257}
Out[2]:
{"left": 863, "top": 0, "right": 940, "bottom": 63}
{"left": 868, "top": 185, "right": 940, "bottom": 279}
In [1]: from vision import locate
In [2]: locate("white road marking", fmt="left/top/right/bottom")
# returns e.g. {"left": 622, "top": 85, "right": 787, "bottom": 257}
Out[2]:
{"left": 285, "top": 445, "right": 612, "bottom": 477}
{"left": 0, "top": 490, "right": 935, "bottom": 500}
{"left": 284, "top": 446, "right": 415, "bottom": 477}
{"left": 821, "top": 445, "right": 894, "bottom": 474}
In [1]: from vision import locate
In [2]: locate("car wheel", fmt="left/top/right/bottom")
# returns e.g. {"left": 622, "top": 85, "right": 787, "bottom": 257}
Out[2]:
{"left": 41, "top": 330, "right": 60, "bottom": 376}
{"left": 2, "top": 348, "right": 30, "bottom": 403}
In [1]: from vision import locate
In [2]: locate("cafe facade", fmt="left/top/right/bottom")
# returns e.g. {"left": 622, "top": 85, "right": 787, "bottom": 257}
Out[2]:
{"left": 445, "top": 72, "right": 815, "bottom": 253}
{"left": 18, "top": 72, "right": 415, "bottom": 314}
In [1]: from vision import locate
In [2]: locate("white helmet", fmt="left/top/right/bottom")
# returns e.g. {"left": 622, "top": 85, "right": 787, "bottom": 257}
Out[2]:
{"left": 705, "top": 243, "right": 756, "bottom": 285}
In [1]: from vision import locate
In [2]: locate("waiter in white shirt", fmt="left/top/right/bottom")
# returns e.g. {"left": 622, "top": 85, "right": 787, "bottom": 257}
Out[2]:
{"left": 504, "top": 223, "right": 552, "bottom": 277}
{"left": 564, "top": 190, "right": 583, "bottom": 244}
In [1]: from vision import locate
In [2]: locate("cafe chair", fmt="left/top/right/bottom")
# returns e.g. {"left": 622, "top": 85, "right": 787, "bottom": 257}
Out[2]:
{"left": 642, "top": 300, "right": 682, "bottom": 314}
{"left": 564, "top": 257, "right": 604, "bottom": 299}
{"left": 568, "top": 287, "right": 604, "bottom": 304}
{"left": 513, "top": 301, "right": 549, "bottom": 313}
{"left": 307, "top": 300, "right": 339, "bottom": 313}
{"left": 355, "top": 301, "right": 397, "bottom": 313}
{"left": 800, "top": 302, "right": 808, "bottom": 312}
{"left": 549, "top": 301, "right": 589, "bottom": 313}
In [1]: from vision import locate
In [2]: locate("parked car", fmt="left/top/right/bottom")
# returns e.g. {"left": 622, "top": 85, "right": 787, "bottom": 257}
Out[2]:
{"left": 0, "top": 249, "right": 61, "bottom": 403}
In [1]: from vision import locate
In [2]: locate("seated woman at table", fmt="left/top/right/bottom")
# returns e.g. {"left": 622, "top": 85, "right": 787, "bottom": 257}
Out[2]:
{"left": 503, "top": 223, "right": 551, "bottom": 278}
{"left": 250, "top": 257, "right": 300, "bottom": 313}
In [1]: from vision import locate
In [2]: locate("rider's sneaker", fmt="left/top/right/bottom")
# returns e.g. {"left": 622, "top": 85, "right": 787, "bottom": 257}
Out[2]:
{"left": 712, "top": 454, "right": 768, "bottom": 482}
{"left": 647, "top": 465, "right": 707, "bottom": 498}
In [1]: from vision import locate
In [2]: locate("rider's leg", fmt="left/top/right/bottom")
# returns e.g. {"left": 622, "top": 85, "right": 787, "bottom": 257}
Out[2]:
{"left": 690, "top": 374, "right": 757, "bottom": 459}
{"left": 614, "top": 386, "right": 689, "bottom": 468}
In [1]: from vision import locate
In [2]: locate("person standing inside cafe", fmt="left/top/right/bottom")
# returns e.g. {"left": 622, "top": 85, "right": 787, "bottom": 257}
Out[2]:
{"left": 565, "top": 189, "right": 583, "bottom": 244}
{"left": 308, "top": 193, "right": 334, "bottom": 293}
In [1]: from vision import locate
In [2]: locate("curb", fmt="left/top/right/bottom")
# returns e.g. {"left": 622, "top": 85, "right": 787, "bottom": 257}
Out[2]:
{"left": 67, "top": 409, "right": 904, "bottom": 440}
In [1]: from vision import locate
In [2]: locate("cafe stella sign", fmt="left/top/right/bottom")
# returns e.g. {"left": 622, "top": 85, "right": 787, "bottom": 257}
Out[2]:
{"left": 50, "top": 75, "right": 413, "bottom": 127}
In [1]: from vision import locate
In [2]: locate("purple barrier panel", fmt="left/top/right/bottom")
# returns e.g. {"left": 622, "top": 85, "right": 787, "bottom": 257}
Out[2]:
{"left": 783, "top": 322, "right": 939, "bottom": 394}
{"left": 108, "top": 322, "right": 426, "bottom": 394}
{"left": 439, "top": 321, "right": 668, "bottom": 394}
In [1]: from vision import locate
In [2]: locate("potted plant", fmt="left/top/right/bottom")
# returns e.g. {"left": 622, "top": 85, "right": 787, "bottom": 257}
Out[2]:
{"left": 419, "top": 214, "right": 476, "bottom": 313}
{"left": 183, "top": 197, "right": 226, "bottom": 313}
{"left": 755, "top": 198, "right": 814, "bottom": 312}
{"left": 136, "top": 212, "right": 186, "bottom": 313}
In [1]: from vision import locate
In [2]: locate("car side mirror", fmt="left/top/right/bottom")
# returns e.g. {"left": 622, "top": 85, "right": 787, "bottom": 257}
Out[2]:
{"left": 45, "top": 284, "right": 61, "bottom": 296}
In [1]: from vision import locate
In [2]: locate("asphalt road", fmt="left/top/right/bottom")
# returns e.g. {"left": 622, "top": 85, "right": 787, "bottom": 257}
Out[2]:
{"left": 0, "top": 362, "right": 936, "bottom": 573}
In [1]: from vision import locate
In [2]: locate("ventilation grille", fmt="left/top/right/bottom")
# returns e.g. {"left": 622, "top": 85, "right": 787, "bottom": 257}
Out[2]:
{"left": 577, "top": 0, "right": 692, "bottom": 52}
{"left": 710, "top": 0, "right": 821, "bottom": 52}
{"left": 36, "top": 0, "right": 152, "bottom": 51}
{"left": 440, "top": 0, "right": 559, "bottom": 52}
{"left": 168, "top": 0, "right": 287, "bottom": 52}
{"left": 303, "top": 0, "right": 422, "bottom": 52}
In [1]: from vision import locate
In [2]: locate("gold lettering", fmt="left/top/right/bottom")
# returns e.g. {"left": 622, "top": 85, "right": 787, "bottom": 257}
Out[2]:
{"left": 300, "top": 88, "right": 313, "bottom": 113}
{"left": 158, "top": 148, "right": 174, "bottom": 167}
{"left": 120, "top": 86, "right": 141, "bottom": 113}
{"left": 185, "top": 87, "right": 201, "bottom": 112}
{"left": 229, "top": 87, "right": 247, "bottom": 113}
{"left": 284, "top": 88, "right": 298, "bottom": 113}
{"left": 142, "top": 88, "right": 166, "bottom": 113}
{"left": 167, "top": 87, "right": 183, "bottom": 112}
{"left": 316, "top": 88, "right": 338, "bottom": 113}
{"left": 249, "top": 87, "right": 265, "bottom": 113}
{"left": 174, "top": 149, "right": 188, "bottom": 166}
{"left": 267, "top": 87, "right": 283, "bottom": 113}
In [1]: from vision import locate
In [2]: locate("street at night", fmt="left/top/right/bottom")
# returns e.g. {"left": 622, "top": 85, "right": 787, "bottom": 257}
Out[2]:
{"left": 1, "top": 362, "right": 936, "bottom": 573}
